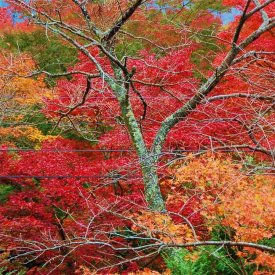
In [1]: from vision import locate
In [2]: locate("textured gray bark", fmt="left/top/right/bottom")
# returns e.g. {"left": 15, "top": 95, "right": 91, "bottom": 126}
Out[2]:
{"left": 110, "top": 64, "right": 166, "bottom": 211}
{"left": 119, "top": 94, "right": 165, "bottom": 211}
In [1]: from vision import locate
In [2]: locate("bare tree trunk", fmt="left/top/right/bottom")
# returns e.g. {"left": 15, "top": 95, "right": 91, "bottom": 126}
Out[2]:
{"left": 112, "top": 65, "right": 166, "bottom": 211}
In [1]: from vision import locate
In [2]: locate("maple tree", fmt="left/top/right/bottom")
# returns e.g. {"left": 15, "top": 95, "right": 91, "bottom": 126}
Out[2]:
{"left": 0, "top": 0, "right": 274, "bottom": 273}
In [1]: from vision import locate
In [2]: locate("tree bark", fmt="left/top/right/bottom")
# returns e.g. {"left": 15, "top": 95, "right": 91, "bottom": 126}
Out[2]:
{"left": 111, "top": 65, "right": 166, "bottom": 212}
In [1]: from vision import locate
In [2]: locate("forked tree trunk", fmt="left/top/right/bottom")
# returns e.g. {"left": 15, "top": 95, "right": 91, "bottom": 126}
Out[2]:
{"left": 111, "top": 70, "right": 166, "bottom": 211}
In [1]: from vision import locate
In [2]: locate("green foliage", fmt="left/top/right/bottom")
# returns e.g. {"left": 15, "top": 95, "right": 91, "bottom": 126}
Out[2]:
{"left": 0, "top": 184, "right": 15, "bottom": 203}
{"left": 115, "top": 40, "right": 143, "bottom": 59}
{"left": 188, "top": 0, "right": 228, "bottom": 12}
{"left": 160, "top": 1, "right": 227, "bottom": 81}
{"left": 165, "top": 247, "right": 249, "bottom": 275}
{"left": 155, "top": 0, "right": 228, "bottom": 11}
{"left": 1, "top": 135, "right": 32, "bottom": 149}
{"left": 22, "top": 105, "right": 107, "bottom": 144}
{"left": 259, "top": 237, "right": 275, "bottom": 248}
{"left": 245, "top": 155, "right": 256, "bottom": 165}
{"left": 191, "top": 28, "right": 222, "bottom": 81}
{"left": 211, "top": 225, "right": 233, "bottom": 241}
{"left": 0, "top": 267, "right": 26, "bottom": 275}
{"left": 164, "top": 227, "right": 260, "bottom": 275}
{"left": 0, "top": 30, "right": 77, "bottom": 85}
{"left": 53, "top": 205, "right": 68, "bottom": 220}
{"left": 22, "top": 105, "right": 55, "bottom": 135}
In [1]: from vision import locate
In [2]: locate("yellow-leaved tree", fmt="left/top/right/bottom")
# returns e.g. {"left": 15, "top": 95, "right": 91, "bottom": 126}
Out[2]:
{"left": 0, "top": 51, "right": 53, "bottom": 148}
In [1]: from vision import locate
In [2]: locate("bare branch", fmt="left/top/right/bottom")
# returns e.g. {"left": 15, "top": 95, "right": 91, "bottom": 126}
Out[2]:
{"left": 252, "top": 0, "right": 269, "bottom": 23}
{"left": 72, "top": 0, "right": 102, "bottom": 37}
{"left": 205, "top": 93, "right": 274, "bottom": 102}
{"left": 232, "top": 0, "right": 252, "bottom": 45}
{"left": 168, "top": 241, "right": 275, "bottom": 253}
{"left": 151, "top": 16, "right": 275, "bottom": 158}
{"left": 52, "top": 76, "right": 92, "bottom": 131}
{"left": 246, "top": 0, "right": 273, "bottom": 21}
{"left": 102, "top": 0, "right": 144, "bottom": 42}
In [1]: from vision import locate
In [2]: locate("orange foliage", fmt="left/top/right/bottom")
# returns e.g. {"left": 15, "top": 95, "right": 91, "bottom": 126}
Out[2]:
{"left": 131, "top": 210, "right": 194, "bottom": 244}
{"left": 220, "top": 174, "right": 274, "bottom": 242}
{"left": 0, "top": 52, "right": 49, "bottom": 105}
{"left": 169, "top": 154, "right": 274, "bottom": 243}
{"left": 164, "top": 154, "right": 274, "bottom": 270}
{"left": 238, "top": 248, "right": 275, "bottom": 274}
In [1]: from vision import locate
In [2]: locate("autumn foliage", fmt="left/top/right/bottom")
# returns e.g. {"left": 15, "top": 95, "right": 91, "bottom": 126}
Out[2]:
{"left": 0, "top": 0, "right": 274, "bottom": 274}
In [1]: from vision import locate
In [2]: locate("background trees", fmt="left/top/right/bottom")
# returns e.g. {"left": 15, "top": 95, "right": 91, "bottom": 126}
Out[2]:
{"left": 0, "top": 0, "right": 274, "bottom": 273}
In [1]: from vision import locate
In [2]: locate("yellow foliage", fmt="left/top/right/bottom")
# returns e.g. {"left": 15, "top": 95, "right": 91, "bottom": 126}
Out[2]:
{"left": 0, "top": 126, "right": 55, "bottom": 148}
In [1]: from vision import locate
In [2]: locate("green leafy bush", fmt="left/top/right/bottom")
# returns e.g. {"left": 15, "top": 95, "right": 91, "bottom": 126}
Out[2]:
{"left": 165, "top": 246, "right": 253, "bottom": 275}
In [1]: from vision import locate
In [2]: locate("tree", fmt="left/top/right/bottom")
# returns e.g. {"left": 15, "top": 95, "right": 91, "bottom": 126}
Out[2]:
{"left": 5, "top": 0, "right": 274, "bottom": 211}
{"left": 0, "top": 0, "right": 274, "bottom": 273}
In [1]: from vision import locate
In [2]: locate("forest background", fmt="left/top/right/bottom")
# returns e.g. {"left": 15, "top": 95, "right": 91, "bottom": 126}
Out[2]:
{"left": 0, "top": 0, "right": 274, "bottom": 274}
